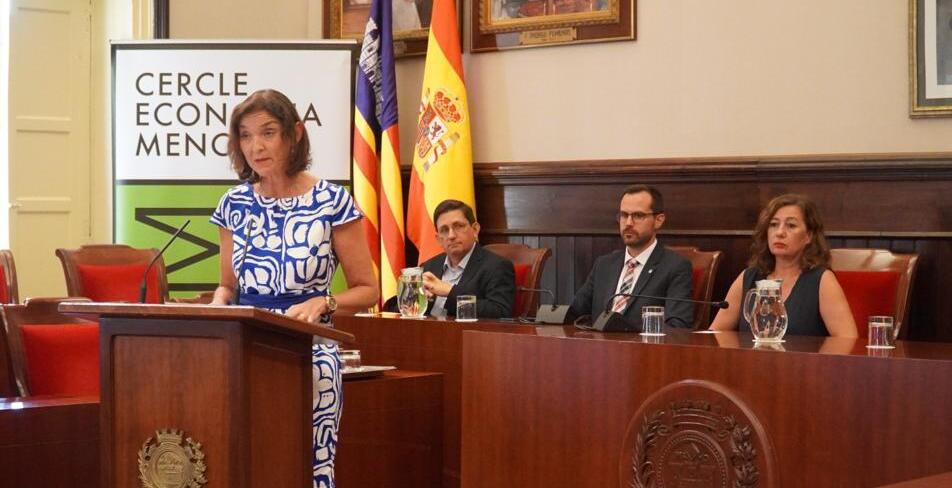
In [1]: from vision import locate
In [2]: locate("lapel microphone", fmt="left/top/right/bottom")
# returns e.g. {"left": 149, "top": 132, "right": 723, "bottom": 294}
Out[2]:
{"left": 139, "top": 220, "right": 191, "bottom": 303}
{"left": 589, "top": 292, "right": 729, "bottom": 332}
{"left": 233, "top": 213, "right": 257, "bottom": 306}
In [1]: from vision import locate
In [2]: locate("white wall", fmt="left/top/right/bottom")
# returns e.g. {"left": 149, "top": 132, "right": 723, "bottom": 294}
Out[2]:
{"left": 90, "top": 0, "right": 134, "bottom": 243}
{"left": 0, "top": 0, "right": 10, "bottom": 248}
{"left": 171, "top": 0, "right": 952, "bottom": 167}
{"left": 170, "top": 0, "right": 322, "bottom": 39}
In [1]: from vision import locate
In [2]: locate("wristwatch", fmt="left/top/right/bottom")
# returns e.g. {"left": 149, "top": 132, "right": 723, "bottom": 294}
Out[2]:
{"left": 325, "top": 294, "right": 338, "bottom": 315}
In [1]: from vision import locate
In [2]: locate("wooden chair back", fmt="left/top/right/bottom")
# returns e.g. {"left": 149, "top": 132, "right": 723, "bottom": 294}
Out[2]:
{"left": 0, "top": 307, "right": 20, "bottom": 397}
{"left": 669, "top": 246, "right": 724, "bottom": 330}
{"left": 0, "top": 250, "right": 19, "bottom": 304}
{"left": 1, "top": 298, "right": 95, "bottom": 396}
{"left": 484, "top": 243, "right": 552, "bottom": 318}
{"left": 55, "top": 244, "right": 168, "bottom": 302}
{"left": 830, "top": 248, "right": 919, "bottom": 339}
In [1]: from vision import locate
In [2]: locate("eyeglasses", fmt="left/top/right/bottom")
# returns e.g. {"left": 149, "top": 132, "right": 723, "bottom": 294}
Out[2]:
{"left": 437, "top": 221, "right": 473, "bottom": 236}
{"left": 616, "top": 211, "right": 659, "bottom": 222}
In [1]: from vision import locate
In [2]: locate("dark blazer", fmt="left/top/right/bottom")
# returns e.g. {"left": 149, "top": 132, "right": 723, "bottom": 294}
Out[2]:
{"left": 569, "top": 243, "right": 694, "bottom": 329}
{"left": 421, "top": 244, "right": 516, "bottom": 319}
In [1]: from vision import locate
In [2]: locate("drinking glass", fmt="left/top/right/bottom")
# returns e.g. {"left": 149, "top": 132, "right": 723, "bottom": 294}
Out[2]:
{"left": 340, "top": 349, "right": 362, "bottom": 371}
{"left": 867, "top": 316, "right": 896, "bottom": 349}
{"left": 640, "top": 306, "right": 665, "bottom": 336}
{"left": 397, "top": 267, "right": 428, "bottom": 318}
{"left": 456, "top": 295, "right": 478, "bottom": 322}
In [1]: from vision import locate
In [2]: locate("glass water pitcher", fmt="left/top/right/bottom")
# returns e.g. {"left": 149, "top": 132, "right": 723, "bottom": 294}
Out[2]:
{"left": 742, "top": 279, "right": 788, "bottom": 343}
{"left": 397, "top": 267, "right": 428, "bottom": 318}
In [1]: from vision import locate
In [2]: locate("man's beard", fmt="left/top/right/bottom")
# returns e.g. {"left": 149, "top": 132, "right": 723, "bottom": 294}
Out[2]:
{"left": 622, "top": 231, "right": 651, "bottom": 249}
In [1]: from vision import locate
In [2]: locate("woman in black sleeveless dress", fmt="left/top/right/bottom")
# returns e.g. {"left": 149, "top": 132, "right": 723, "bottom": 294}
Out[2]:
{"left": 709, "top": 194, "right": 857, "bottom": 337}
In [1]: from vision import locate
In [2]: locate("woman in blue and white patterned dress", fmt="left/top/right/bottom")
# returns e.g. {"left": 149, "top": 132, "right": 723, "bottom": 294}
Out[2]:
{"left": 210, "top": 89, "right": 378, "bottom": 488}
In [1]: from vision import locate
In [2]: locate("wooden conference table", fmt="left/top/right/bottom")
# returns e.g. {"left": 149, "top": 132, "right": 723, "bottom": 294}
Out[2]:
{"left": 335, "top": 315, "right": 952, "bottom": 488}
{"left": 0, "top": 371, "right": 442, "bottom": 488}
{"left": 4, "top": 315, "right": 952, "bottom": 487}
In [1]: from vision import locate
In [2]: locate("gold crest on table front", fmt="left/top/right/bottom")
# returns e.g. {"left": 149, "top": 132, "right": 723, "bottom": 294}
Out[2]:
{"left": 138, "top": 428, "right": 207, "bottom": 488}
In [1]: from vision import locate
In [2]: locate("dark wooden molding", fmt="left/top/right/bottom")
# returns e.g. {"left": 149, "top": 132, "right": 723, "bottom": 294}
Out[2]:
{"left": 419, "top": 152, "right": 952, "bottom": 342}
{"left": 482, "top": 228, "right": 952, "bottom": 239}
{"left": 153, "top": 0, "right": 169, "bottom": 39}
{"left": 469, "top": 153, "right": 952, "bottom": 185}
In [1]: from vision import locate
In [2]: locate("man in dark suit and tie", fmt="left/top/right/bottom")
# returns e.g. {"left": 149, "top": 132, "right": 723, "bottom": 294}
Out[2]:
{"left": 421, "top": 199, "right": 515, "bottom": 319}
{"left": 569, "top": 185, "right": 694, "bottom": 330}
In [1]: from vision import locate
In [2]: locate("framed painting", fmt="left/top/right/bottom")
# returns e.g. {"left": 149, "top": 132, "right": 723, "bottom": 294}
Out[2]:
{"left": 325, "top": 0, "right": 450, "bottom": 57}
{"left": 910, "top": 0, "right": 952, "bottom": 117}
{"left": 471, "top": 0, "right": 634, "bottom": 52}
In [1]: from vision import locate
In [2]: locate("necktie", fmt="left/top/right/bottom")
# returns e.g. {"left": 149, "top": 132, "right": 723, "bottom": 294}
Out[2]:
{"left": 612, "top": 260, "right": 638, "bottom": 313}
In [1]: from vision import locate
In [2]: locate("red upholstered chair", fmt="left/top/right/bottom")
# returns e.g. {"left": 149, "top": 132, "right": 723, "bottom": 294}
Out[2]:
{"left": 0, "top": 250, "right": 19, "bottom": 305}
{"left": 669, "top": 246, "right": 724, "bottom": 330}
{"left": 1, "top": 298, "right": 98, "bottom": 397}
{"left": 55, "top": 244, "right": 168, "bottom": 304}
{"left": 0, "top": 307, "right": 19, "bottom": 397}
{"left": 830, "top": 248, "right": 919, "bottom": 339}
{"left": 484, "top": 243, "right": 552, "bottom": 318}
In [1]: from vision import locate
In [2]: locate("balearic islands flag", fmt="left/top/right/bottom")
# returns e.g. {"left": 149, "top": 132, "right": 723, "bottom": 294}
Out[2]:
{"left": 406, "top": 0, "right": 475, "bottom": 263}
{"left": 352, "top": 0, "right": 406, "bottom": 305}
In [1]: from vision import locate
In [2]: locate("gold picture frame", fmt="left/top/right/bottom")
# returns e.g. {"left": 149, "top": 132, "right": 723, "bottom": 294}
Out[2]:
{"left": 910, "top": 0, "right": 952, "bottom": 117}
{"left": 471, "top": 0, "right": 634, "bottom": 52}
{"left": 324, "top": 0, "right": 460, "bottom": 57}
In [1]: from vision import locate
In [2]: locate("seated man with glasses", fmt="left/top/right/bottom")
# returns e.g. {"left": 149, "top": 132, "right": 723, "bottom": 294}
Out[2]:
{"left": 420, "top": 199, "right": 516, "bottom": 319}
{"left": 568, "top": 185, "right": 694, "bottom": 330}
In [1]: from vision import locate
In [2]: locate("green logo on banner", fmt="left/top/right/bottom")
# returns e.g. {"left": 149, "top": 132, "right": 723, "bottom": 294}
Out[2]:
{"left": 116, "top": 183, "right": 232, "bottom": 297}
{"left": 116, "top": 182, "right": 349, "bottom": 299}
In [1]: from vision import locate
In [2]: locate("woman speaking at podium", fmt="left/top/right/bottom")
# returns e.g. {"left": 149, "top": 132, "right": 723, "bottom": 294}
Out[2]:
{"left": 209, "top": 89, "right": 378, "bottom": 487}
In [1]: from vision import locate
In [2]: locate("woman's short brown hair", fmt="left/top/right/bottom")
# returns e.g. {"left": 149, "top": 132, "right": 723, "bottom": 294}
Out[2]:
{"left": 749, "top": 193, "right": 831, "bottom": 274}
{"left": 227, "top": 89, "right": 310, "bottom": 182}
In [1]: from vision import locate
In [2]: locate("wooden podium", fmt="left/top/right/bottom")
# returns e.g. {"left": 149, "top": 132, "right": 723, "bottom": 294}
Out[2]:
{"left": 59, "top": 302, "right": 354, "bottom": 488}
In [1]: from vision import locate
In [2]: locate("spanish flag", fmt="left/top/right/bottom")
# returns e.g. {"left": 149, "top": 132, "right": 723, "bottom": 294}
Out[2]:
{"left": 406, "top": 0, "right": 475, "bottom": 263}
{"left": 352, "top": 0, "right": 406, "bottom": 305}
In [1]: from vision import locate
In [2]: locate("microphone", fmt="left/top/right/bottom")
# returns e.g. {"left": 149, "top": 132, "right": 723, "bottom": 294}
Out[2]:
{"left": 517, "top": 287, "right": 571, "bottom": 324}
{"left": 621, "top": 293, "right": 728, "bottom": 310}
{"left": 233, "top": 213, "right": 256, "bottom": 306}
{"left": 139, "top": 219, "right": 191, "bottom": 303}
{"left": 590, "top": 292, "right": 728, "bottom": 332}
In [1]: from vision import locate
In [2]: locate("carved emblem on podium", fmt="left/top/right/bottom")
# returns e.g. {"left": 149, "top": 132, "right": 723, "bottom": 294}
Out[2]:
{"left": 138, "top": 429, "right": 208, "bottom": 488}
{"left": 619, "top": 380, "right": 777, "bottom": 488}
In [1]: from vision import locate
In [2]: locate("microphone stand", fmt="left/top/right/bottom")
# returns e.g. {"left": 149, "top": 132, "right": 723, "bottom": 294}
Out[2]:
{"left": 139, "top": 220, "right": 191, "bottom": 303}
{"left": 517, "top": 287, "right": 571, "bottom": 324}
{"left": 587, "top": 292, "right": 728, "bottom": 332}
{"left": 233, "top": 214, "right": 256, "bottom": 306}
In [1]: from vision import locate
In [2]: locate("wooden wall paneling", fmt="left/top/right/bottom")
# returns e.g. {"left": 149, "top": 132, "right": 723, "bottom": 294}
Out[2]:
{"left": 539, "top": 236, "right": 558, "bottom": 299}
{"left": 556, "top": 236, "right": 575, "bottom": 301}
{"left": 574, "top": 236, "right": 594, "bottom": 291}
{"left": 868, "top": 238, "right": 892, "bottom": 249}
{"left": 470, "top": 154, "right": 952, "bottom": 341}
{"left": 766, "top": 180, "right": 952, "bottom": 233}
{"left": 843, "top": 238, "right": 871, "bottom": 248}
{"left": 911, "top": 240, "right": 951, "bottom": 341}
{"left": 892, "top": 239, "right": 918, "bottom": 253}
{"left": 591, "top": 236, "right": 619, "bottom": 265}
{"left": 539, "top": 255, "right": 557, "bottom": 301}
